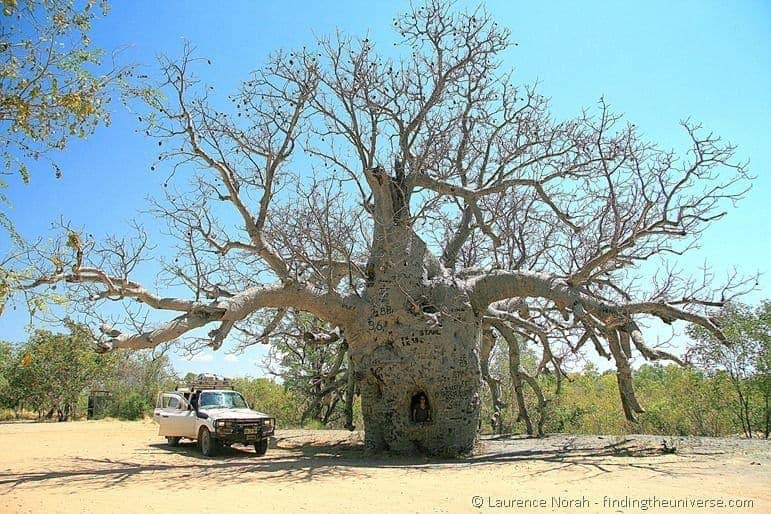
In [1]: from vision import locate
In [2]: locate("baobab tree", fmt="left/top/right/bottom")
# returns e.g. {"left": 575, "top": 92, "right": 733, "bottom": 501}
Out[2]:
{"left": 18, "top": 1, "right": 752, "bottom": 455}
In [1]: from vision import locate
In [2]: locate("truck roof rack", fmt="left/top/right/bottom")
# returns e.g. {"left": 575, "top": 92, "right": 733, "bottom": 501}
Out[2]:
{"left": 178, "top": 373, "right": 233, "bottom": 391}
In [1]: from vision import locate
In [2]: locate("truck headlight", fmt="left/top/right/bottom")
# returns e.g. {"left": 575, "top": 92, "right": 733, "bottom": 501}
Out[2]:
{"left": 263, "top": 419, "right": 273, "bottom": 429}
{"left": 216, "top": 419, "right": 226, "bottom": 427}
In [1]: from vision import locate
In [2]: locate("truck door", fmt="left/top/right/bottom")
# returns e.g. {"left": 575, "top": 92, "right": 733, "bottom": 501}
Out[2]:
{"left": 154, "top": 393, "right": 191, "bottom": 437}
{"left": 170, "top": 397, "right": 198, "bottom": 439}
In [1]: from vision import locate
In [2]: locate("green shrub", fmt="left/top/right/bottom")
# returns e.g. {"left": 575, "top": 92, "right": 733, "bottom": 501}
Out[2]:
{"left": 302, "top": 419, "right": 327, "bottom": 430}
{"left": 232, "top": 377, "right": 304, "bottom": 428}
{"left": 111, "top": 392, "right": 151, "bottom": 420}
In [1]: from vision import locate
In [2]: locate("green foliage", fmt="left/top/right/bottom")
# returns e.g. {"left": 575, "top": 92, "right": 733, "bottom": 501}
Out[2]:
{"left": 0, "top": 0, "right": 129, "bottom": 318}
{"left": 542, "top": 371, "right": 627, "bottom": 435}
{"left": 231, "top": 377, "right": 304, "bottom": 428}
{"left": 110, "top": 391, "right": 150, "bottom": 420}
{"left": 0, "top": 267, "right": 20, "bottom": 316}
{"left": 301, "top": 418, "right": 327, "bottom": 430}
{"left": 480, "top": 351, "right": 765, "bottom": 438}
{"left": 539, "top": 364, "right": 738, "bottom": 437}
{"left": 0, "top": 325, "right": 176, "bottom": 421}
{"left": 0, "top": 321, "right": 118, "bottom": 418}
{"left": 1, "top": 0, "right": 119, "bottom": 180}
{"left": 0, "top": 340, "right": 13, "bottom": 406}
{"left": 633, "top": 364, "right": 734, "bottom": 436}
{"left": 687, "top": 301, "right": 770, "bottom": 438}
{"left": 100, "top": 351, "right": 176, "bottom": 419}
{"left": 476, "top": 302, "right": 771, "bottom": 438}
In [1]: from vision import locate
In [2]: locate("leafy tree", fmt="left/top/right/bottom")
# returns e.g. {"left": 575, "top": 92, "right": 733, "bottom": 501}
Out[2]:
{"left": 0, "top": 340, "right": 14, "bottom": 408}
{"left": 633, "top": 363, "right": 735, "bottom": 436}
{"left": 1, "top": 0, "right": 128, "bottom": 313}
{"left": 109, "top": 391, "right": 148, "bottom": 420}
{"left": 526, "top": 364, "right": 741, "bottom": 437}
{"left": 102, "top": 350, "right": 176, "bottom": 419}
{"left": 13, "top": 1, "right": 752, "bottom": 454}
{"left": 7, "top": 321, "right": 117, "bottom": 419}
{"left": 1, "top": 0, "right": 120, "bottom": 182}
{"left": 231, "top": 377, "right": 304, "bottom": 428}
{"left": 2, "top": 330, "right": 173, "bottom": 422}
{"left": 544, "top": 370, "right": 626, "bottom": 435}
{"left": 688, "top": 301, "right": 771, "bottom": 438}
{"left": 757, "top": 302, "right": 771, "bottom": 437}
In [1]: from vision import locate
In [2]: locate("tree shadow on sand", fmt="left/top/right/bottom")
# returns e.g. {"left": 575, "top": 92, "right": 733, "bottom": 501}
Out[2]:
{"left": 0, "top": 433, "right": 735, "bottom": 489}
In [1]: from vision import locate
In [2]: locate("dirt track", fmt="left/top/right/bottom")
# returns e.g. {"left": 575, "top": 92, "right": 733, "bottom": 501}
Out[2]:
{"left": 0, "top": 419, "right": 768, "bottom": 513}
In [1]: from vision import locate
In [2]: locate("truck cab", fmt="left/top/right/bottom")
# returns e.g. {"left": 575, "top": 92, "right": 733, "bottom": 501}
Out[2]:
{"left": 153, "top": 374, "right": 275, "bottom": 457}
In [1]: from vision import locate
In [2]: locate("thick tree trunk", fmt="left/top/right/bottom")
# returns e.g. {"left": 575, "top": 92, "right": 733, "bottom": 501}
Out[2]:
{"left": 345, "top": 170, "right": 483, "bottom": 455}
{"left": 346, "top": 240, "right": 483, "bottom": 454}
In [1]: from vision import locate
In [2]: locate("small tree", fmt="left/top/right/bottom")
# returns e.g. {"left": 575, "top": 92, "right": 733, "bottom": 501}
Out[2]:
{"left": 0, "top": 340, "right": 14, "bottom": 409}
{"left": 264, "top": 312, "right": 356, "bottom": 428}
{"left": 102, "top": 350, "right": 176, "bottom": 419}
{"left": 8, "top": 321, "right": 117, "bottom": 419}
{"left": 758, "top": 302, "right": 771, "bottom": 437}
{"left": 688, "top": 302, "right": 770, "bottom": 438}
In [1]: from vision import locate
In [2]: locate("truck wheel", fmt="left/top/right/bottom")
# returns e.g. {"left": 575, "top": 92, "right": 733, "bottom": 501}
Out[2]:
{"left": 166, "top": 436, "right": 181, "bottom": 447}
{"left": 253, "top": 439, "right": 268, "bottom": 456}
{"left": 199, "top": 427, "right": 218, "bottom": 457}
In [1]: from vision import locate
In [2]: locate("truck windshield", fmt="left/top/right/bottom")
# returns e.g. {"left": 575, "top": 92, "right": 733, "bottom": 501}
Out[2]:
{"left": 198, "top": 391, "right": 248, "bottom": 409}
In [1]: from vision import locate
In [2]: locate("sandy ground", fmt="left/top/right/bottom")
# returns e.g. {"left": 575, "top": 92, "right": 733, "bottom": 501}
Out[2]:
{"left": 0, "top": 420, "right": 768, "bottom": 514}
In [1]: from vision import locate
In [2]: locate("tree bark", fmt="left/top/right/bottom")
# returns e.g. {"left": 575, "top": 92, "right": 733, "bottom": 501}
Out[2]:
{"left": 347, "top": 278, "right": 482, "bottom": 455}
{"left": 345, "top": 212, "right": 483, "bottom": 455}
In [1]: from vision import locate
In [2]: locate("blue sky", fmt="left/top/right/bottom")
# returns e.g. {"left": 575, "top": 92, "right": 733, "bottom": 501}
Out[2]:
{"left": 1, "top": 0, "right": 769, "bottom": 377}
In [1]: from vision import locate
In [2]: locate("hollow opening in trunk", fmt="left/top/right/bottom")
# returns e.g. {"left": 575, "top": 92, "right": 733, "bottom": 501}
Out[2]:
{"left": 410, "top": 391, "right": 432, "bottom": 423}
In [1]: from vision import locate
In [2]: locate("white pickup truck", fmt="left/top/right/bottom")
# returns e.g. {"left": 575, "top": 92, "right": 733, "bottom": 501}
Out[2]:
{"left": 153, "top": 375, "right": 275, "bottom": 457}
